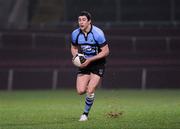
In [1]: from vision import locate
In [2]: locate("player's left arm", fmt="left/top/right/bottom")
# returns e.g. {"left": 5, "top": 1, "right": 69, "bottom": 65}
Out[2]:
{"left": 89, "top": 44, "right": 109, "bottom": 62}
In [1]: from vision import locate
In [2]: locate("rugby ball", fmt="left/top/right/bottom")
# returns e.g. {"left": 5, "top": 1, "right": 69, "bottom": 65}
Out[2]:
{"left": 72, "top": 53, "right": 86, "bottom": 67}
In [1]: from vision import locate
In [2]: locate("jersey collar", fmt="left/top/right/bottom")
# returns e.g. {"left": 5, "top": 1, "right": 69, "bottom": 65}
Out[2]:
{"left": 79, "top": 24, "right": 93, "bottom": 35}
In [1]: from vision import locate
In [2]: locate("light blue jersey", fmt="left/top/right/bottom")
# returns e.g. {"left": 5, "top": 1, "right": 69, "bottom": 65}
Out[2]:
{"left": 71, "top": 25, "right": 107, "bottom": 58}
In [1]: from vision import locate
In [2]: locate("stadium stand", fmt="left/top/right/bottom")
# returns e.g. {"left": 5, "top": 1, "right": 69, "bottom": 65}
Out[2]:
{"left": 0, "top": 27, "right": 180, "bottom": 90}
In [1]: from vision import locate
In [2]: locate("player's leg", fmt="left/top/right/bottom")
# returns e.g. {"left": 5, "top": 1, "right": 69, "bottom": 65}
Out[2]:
{"left": 87, "top": 73, "right": 101, "bottom": 94}
{"left": 76, "top": 74, "right": 90, "bottom": 95}
{"left": 79, "top": 65, "right": 104, "bottom": 121}
{"left": 77, "top": 68, "right": 92, "bottom": 121}
{"left": 80, "top": 73, "right": 101, "bottom": 121}
{"left": 77, "top": 74, "right": 91, "bottom": 121}
{"left": 84, "top": 73, "right": 101, "bottom": 113}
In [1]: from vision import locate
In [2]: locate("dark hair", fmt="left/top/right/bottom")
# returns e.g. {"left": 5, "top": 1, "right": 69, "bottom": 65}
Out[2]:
{"left": 79, "top": 11, "right": 91, "bottom": 21}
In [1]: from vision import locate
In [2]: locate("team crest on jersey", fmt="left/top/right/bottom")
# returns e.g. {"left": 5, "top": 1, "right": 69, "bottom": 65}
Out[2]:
{"left": 81, "top": 45, "right": 96, "bottom": 54}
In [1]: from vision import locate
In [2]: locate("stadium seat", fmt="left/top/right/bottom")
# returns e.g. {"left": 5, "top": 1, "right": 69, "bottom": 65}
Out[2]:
{"left": 2, "top": 33, "right": 32, "bottom": 48}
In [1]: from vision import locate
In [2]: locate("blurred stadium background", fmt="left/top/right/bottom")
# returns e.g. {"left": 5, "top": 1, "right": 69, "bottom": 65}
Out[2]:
{"left": 0, "top": 0, "right": 180, "bottom": 90}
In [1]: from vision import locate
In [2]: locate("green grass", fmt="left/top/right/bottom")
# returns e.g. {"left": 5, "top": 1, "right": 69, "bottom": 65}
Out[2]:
{"left": 0, "top": 89, "right": 180, "bottom": 129}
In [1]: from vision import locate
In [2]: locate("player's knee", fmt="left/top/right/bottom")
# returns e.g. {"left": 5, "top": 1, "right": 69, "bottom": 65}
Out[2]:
{"left": 77, "top": 89, "right": 86, "bottom": 95}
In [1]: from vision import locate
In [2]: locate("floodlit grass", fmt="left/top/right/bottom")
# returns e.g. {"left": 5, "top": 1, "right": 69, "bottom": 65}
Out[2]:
{"left": 0, "top": 89, "right": 180, "bottom": 129}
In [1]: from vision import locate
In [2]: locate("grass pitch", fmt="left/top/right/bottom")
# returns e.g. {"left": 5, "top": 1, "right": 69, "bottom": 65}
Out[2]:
{"left": 0, "top": 89, "right": 180, "bottom": 129}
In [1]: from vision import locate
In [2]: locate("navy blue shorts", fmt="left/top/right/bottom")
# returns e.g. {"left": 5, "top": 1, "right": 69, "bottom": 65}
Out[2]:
{"left": 78, "top": 63, "right": 105, "bottom": 77}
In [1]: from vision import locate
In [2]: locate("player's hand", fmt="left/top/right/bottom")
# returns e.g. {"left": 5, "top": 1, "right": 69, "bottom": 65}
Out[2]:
{"left": 79, "top": 58, "right": 91, "bottom": 68}
{"left": 72, "top": 55, "right": 75, "bottom": 62}
{"left": 72, "top": 54, "right": 78, "bottom": 63}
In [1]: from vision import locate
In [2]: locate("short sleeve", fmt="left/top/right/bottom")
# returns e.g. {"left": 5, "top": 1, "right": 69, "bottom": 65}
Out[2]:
{"left": 97, "top": 32, "right": 106, "bottom": 44}
{"left": 71, "top": 29, "right": 80, "bottom": 46}
{"left": 96, "top": 30, "right": 107, "bottom": 47}
{"left": 71, "top": 32, "right": 76, "bottom": 45}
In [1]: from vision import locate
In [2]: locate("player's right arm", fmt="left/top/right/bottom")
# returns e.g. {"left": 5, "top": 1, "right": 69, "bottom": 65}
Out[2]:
{"left": 71, "top": 44, "right": 78, "bottom": 57}
{"left": 71, "top": 29, "right": 79, "bottom": 58}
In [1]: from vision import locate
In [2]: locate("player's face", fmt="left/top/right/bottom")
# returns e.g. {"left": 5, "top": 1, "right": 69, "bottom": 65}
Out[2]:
{"left": 78, "top": 16, "right": 91, "bottom": 32}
